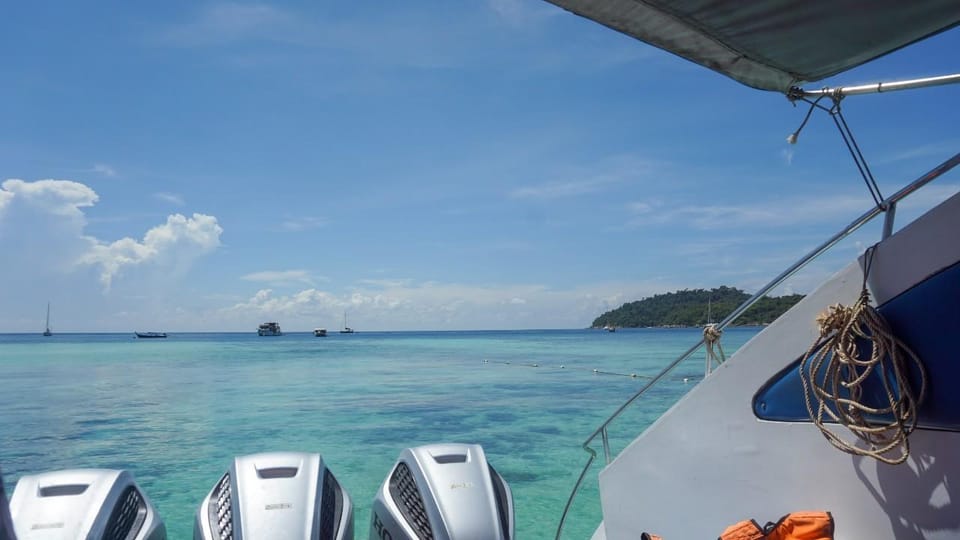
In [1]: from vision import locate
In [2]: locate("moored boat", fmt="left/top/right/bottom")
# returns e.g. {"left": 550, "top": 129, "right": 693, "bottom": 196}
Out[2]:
{"left": 135, "top": 332, "right": 167, "bottom": 339}
{"left": 42, "top": 302, "right": 52, "bottom": 337}
{"left": 257, "top": 322, "right": 282, "bottom": 336}
{"left": 339, "top": 312, "right": 354, "bottom": 334}
{"left": 314, "top": 327, "right": 327, "bottom": 337}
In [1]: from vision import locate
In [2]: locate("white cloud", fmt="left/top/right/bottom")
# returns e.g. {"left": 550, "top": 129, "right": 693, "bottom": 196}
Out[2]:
{"left": 626, "top": 193, "right": 871, "bottom": 230}
{"left": 1, "top": 178, "right": 98, "bottom": 218}
{"left": 0, "top": 180, "right": 103, "bottom": 280}
{"left": 357, "top": 278, "right": 414, "bottom": 288}
{"left": 627, "top": 201, "right": 653, "bottom": 213}
{"left": 510, "top": 156, "right": 657, "bottom": 200}
{"left": 92, "top": 163, "right": 117, "bottom": 177}
{"left": 158, "top": 3, "right": 459, "bottom": 71}
{"left": 487, "top": 0, "right": 559, "bottom": 27}
{"left": 0, "top": 189, "right": 13, "bottom": 214}
{"left": 894, "top": 183, "right": 960, "bottom": 211}
{"left": 620, "top": 178, "right": 959, "bottom": 232}
{"left": 154, "top": 192, "right": 185, "bottom": 206}
{"left": 80, "top": 213, "right": 223, "bottom": 289}
{"left": 279, "top": 216, "right": 326, "bottom": 231}
{"left": 509, "top": 169, "right": 641, "bottom": 199}
{"left": 160, "top": 3, "right": 300, "bottom": 47}
{"left": 877, "top": 139, "right": 960, "bottom": 165}
{"left": 222, "top": 278, "right": 678, "bottom": 330}
{"left": 226, "top": 288, "right": 343, "bottom": 317}
{"left": 780, "top": 148, "right": 794, "bottom": 166}
{"left": 156, "top": 1, "right": 646, "bottom": 85}
{"left": 241, "top": 270, "right": 323, "bottom": 287}
{"left": 0, "top": 179, "right": 224, "bottom": 329}
{"left": 158, "top": 2, "right": 475, "bottom": 71}
{"left": 510, "top": 177, "right": 615, "bottom": 199}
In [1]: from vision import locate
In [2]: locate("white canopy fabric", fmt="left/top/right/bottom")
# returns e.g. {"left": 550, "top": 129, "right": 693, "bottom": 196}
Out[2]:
{"left": 544, "top": 0, "right": 960, "bottom": 93}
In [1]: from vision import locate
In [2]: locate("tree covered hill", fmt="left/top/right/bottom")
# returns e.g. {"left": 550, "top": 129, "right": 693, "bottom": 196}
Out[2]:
{"left": 591, "top": 286, "right": 803, "bottom": 328}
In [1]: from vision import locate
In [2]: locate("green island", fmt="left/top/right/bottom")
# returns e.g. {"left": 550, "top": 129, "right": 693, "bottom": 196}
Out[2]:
{"left": 591, "top": 286, "right": 804, "bottom": 328}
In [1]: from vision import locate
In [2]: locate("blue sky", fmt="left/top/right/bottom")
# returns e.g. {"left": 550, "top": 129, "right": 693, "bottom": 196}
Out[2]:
{"left": 1, "top": 1, "right": 958, "bottom": 332}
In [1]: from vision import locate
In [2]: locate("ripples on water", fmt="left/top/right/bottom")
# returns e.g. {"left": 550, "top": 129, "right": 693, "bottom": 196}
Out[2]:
{"left": 0, "top": 328, "right": 758, "bottom": 539}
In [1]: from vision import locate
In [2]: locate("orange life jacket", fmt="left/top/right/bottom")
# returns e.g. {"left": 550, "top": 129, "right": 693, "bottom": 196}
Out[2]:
{"left": 720, "top": 511, "right": 834, "bottom": 540}
{"left": 641, "top": 511, "right": 834, "bottom": 540}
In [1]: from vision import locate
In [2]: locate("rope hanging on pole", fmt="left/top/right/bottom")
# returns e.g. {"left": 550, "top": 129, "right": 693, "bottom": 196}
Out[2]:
{"left": 703, "top": 324, "right": 725, "bottom": 377}
{"left": 799, "top": 247, "right": 926, "bottom": 465}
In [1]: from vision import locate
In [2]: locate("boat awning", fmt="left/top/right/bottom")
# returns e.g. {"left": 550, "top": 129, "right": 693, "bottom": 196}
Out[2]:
{"left": 543, "top": 0, "right": 960, "bottom": 93}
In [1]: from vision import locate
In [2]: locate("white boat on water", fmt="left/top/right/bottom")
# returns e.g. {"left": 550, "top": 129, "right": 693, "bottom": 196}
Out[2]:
{"left": 314, "top": 327, "right": 327, "bottom": 337}
{"left": 257, "top": 322, "right": 282, "bottom": 336}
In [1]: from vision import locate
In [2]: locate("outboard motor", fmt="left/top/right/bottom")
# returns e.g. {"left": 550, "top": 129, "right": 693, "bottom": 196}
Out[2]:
{"left": 370, "top": 444, "right": 514, "bottom": 540}
{"left": 194, "top": 452, "right": 353, "bottom": 540}
{"left": 8, "top": 469, "right": 165, "bottom": 540}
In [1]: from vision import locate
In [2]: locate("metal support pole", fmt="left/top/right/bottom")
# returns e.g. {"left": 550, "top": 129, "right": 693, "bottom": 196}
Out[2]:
{"left": 601, "top": 427, "right": 612, "bottom": 464}
{"left": 882, "top": 202, "right": 897, "bottom": 239}
{"left": 793, "top": 73, "right": 960, "bottom": 99}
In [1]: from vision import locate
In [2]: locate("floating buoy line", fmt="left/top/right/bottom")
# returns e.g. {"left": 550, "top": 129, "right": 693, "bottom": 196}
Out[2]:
{"left": 481, "top": 358, "right": 699, "bottom": 383}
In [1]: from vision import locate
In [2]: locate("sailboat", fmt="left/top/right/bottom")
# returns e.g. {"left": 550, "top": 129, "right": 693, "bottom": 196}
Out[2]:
{"left": 339, "top": 312, "right": 355, "bottom": 334}
{"left": 42, "top": 302, "right": 52, "bottom": 337}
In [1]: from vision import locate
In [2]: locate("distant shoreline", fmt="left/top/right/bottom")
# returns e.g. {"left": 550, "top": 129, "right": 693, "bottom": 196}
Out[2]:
{"left": 1, "top": 326, "right": 768, "bottom": 335}
{"left": 590, "top": 323, "right": 767, "bottom": 329}
{"left": 591, "top": 286, "right": 802, "bottom": 329}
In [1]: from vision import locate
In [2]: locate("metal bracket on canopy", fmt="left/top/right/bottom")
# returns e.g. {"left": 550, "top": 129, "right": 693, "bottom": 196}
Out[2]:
{"left": 789, "top": 73, "right": 960, "bottom": 101}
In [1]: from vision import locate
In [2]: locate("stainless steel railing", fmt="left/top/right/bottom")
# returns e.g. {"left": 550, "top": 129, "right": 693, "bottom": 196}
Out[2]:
{"left": 554, "top": 151, "right": 960, "bottom": 539}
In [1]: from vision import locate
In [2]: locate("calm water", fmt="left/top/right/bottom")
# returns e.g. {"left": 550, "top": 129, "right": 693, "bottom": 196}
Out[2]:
{"left": 0, "top": 328, "right": 759, "bottom": 539}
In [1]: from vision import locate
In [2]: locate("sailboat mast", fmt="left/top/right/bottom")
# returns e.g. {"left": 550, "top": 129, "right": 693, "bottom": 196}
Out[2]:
{"left": 43, "top": 301, "right": 52, "bottom": 336}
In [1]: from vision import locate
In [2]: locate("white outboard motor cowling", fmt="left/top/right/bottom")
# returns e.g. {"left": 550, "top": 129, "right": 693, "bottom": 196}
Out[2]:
{"left": 9, "top": 469, "right": 166, "bottom": 540}
{"left": 194, "top": 452, "right": 353, "bottom": 540}
{"left": 370, "top": 444, "right": 514, "bottom": 540}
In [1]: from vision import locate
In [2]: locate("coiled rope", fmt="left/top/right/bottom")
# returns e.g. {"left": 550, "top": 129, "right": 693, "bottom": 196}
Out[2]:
{"left": 799, "top": 248, "right": 926, "bottom": 465}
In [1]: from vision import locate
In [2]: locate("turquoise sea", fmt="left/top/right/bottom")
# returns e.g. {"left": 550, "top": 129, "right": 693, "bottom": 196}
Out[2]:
{"left": 0, "top": 328, "right": 759, "bottom": 539}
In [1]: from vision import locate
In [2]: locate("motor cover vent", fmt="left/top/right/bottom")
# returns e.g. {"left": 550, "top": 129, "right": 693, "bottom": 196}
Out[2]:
{"left": 208, "top": 473, "right": 233, "bottom": 540}
{"left": 388, "top": 462, "right": 433, "bottom": 540}
{"left": 488, "top": 465, "right": 513, "bottom": 540}
{"left": 103, "top": 485, "right": 147, "bottom": 540}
